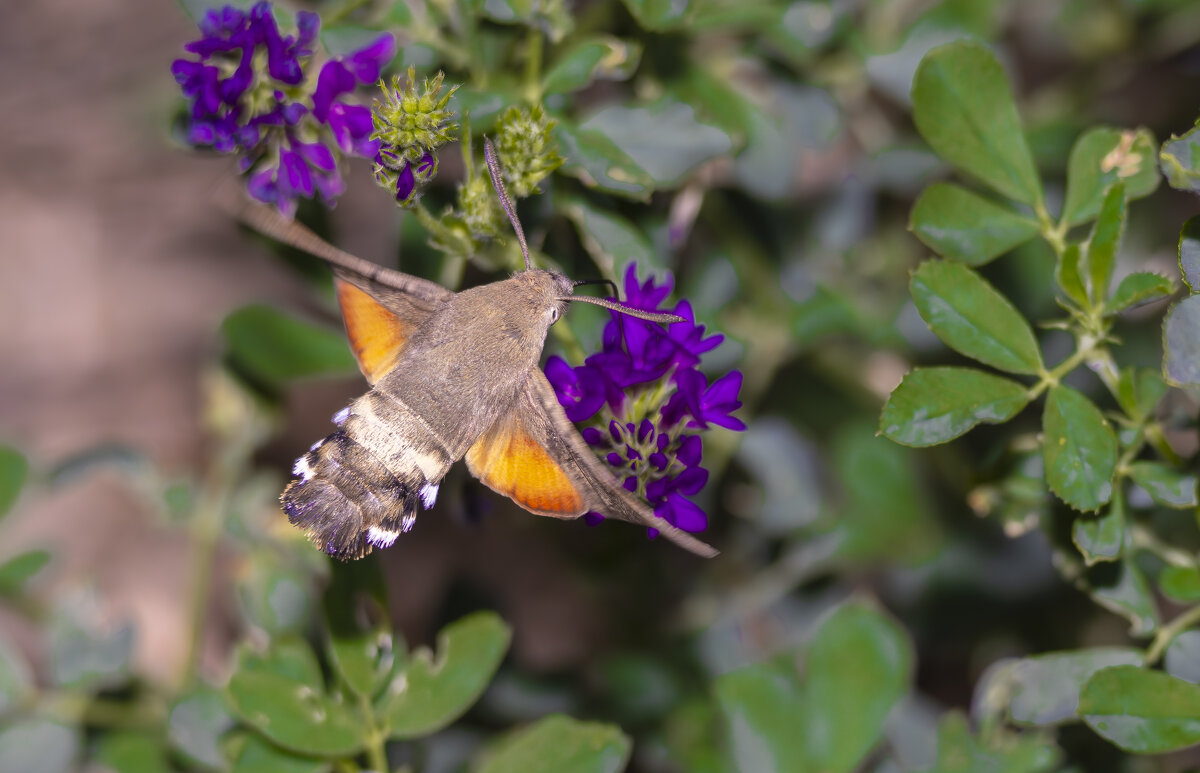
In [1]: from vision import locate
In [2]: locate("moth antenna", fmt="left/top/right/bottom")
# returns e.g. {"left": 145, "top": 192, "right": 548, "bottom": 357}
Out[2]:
{"left": 563, "top": 295, "right": 686, "bottom": 324}
{"left": 484, "top": 137, "right": 532, "bottom": 271}
{"left": 230, "top": 197, "right": 416, "bottom": 290}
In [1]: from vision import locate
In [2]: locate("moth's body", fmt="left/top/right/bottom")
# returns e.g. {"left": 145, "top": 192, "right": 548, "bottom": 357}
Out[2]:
{"left": 284, "top": 270, "right": 576, "bottom": 558}
{"left": 268, "top": 137, "right": 717, "bottom": 560}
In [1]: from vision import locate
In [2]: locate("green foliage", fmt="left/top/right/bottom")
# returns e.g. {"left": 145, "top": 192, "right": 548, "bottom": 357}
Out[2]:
{"left": 474, "top": 715, "right": 631, "bottom": 773}
{"left": 7, "top": 2, "right": 1200, "bottom": 772}
{"left": 714, "top": 602, "right": 911, "bottom": 772}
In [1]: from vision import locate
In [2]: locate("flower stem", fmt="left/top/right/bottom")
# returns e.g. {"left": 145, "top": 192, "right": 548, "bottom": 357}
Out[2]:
{"left": 523, "top": 27, "right": 544, "bottom": 102}
{"left": 1145, "top": 603, "right": 1200, "bottom": 665}
{"left": 359, "top": 691, "right": 390, "bottom": 773}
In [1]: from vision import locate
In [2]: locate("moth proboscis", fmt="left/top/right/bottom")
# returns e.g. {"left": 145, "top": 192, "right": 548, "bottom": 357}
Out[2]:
{"left": 236, "top": 139, "right": 719, "bottom": 560}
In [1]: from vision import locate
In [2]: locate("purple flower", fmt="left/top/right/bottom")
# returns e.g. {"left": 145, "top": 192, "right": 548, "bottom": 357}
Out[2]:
{"left": 313, "top": 33, "right": 395, "bottom": 156}
{"left": 172, "top": 2, "right": 394, "bottom": 217}
{"left": 662, "top": 369, "right": 746, "bottom": 431}
{"left": 545, "top": 356, "right": 606, "bottom": 421}
{"left": 543, "top": 263, "right": 745, "bottom": 537}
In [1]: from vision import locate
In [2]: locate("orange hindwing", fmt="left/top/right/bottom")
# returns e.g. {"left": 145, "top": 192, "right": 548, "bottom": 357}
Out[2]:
{"left": 466, "top": 414, "right": 586, "bottom": 517}
{"left": 336, "top": 278, "right": 414, "bottom": 383}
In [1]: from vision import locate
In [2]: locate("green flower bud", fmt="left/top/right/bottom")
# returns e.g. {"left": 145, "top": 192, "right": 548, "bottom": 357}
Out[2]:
{"left": 456, "top": 169, "right": 503, "bottom": 238}
{"left": 494, "top": 105, "right": 564, "bottom": 198}
{"left": 371, "top": 67, "right": 460, "bottom": 164}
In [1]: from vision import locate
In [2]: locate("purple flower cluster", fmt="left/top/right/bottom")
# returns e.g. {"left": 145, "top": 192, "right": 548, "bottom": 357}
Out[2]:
{"left": 545, "top": 264, "right": 745, "bottom": 536}
{"left": 171, "top": 3, "right": 395, "bottom": 217}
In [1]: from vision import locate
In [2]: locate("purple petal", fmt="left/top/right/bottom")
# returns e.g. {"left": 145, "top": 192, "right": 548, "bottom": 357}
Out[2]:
{"left": 581, "top": 427, "right": 607, "bottom": 447}
{"left": 246, "top": 166, "right": 276, "bottom": 203}
{"left": 313, "top": 60, "right": 355, "bottom": 121}
{"left": 295, "top": 140, "right": 335, "bottom": 171}
{"left": 394, "top": 161, "right": 416, "bottom": 202}
{"left": 279, "top": 147, "right": 314, "bottom": 196}
{"left": 676, "top": 434, "right": 702, "bottom": 467}
{"left": 345, "top": 33, "right": 396, "bottom": 83}
{"left": 674, "top": 466, "right": 709, "bottom": 496}
{"left": 661, "top": 493, "right": 707, "bottom": 532}
{"left": 295, "top": 11, "right": 320, "bottom": 55}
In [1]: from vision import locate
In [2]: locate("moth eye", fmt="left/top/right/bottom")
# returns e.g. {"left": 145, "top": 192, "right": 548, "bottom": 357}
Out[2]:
{"left": 549, "top": 307, "right": 560, "bottom": 323}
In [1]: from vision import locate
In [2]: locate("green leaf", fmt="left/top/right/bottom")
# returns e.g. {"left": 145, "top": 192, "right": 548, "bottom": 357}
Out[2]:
{"left": 909, "top": 183, "right": 1039, "bottom": 265}
{"left": 93, "top": 731, "right": 171, "bottom": 773}
{"left": 1055, "top": 244, "right": 1088, "bottom": 307}
{"left": 1128, "top": 461, "right": 1198, "bottom": 508}
{"left": 579, "top": 100, "right": 733, "bottom": 187}
{"left": 911, "top": 41, "right": 1041, "bottom": 206}
{"left": 0, "top": 720, "right": 79, "bottom": 773}
{"left": 880, "top": 367, "right": 1029, "bottom": 446}
{"left": 1087, "top": 560, "right": 1158, "bottom": 636}
{"left": 557, "top": 195, "right": 659, "bottom": 280}
{"left": 1161, "top": 566, "right": 1200, "bottom": 603}
{"left": 227, "top": 669, "right": 363, "bottom": 757}
{"left": 1106, "top": 272, "right": 1175, "bottom": 315}
{"left": 617, "top": 0, "right": 691, "bottom": 30}
{"left": 1072, "top": 495, "right": 1125, "bottom": 565}
{"left": 238, "top": 639, "right": 324, "bottom": 690}
{"left": 554, "top": 123, "right": 654, "bottom": 200}
{"left": 169, "top": 687, "right": 236, "bottom": 770}
{"left": 910, "top": 260, "right": 1044, "bottom": 374}
{"left": 1116, "top": 367, "right": 1167, "bottom": 420}
{"left": 1166, "top": 631, "right": 1200, "bottom": 685}
{"left": 0, "top": 635, "right": 32, "bottom": 717}
{"left": 1179, "top": 215, "right": 1200, "bottom": 292}
{"left": 543, "top": 37, "right": 640, "bottom": 95}
{"left": 1062, "top": 127, "right": 1160, "bottom": 226}
{"left": 474, "top": 715, "right": 630, "bottom": 773}
{"left": 1082, "top": 183, "right": 1125, "bottom": 306}
{"left": 1080, "top": 665, "right": 1200, "bottom": 752}
{"left": 1160, "top": 121, "right": 1200, "bottom": 194}
{"left": 714, "top": 662, "right": 809, "bottom": 773}
{"left": 919, "top": 712, "right": 1061, "bottom": 773}
{"left": 324, "top": 560, "right": 394, "bottom": 700}
{"left": 0, "top": 550, "right": 50, "bottom": 596}
{"left": 231, "top": 734, "right": 331, "bottom": 773}
{"left": 833, "top": 426, "right": 940, "bottom": 564}
{"left": 222, "top": 305, "right": 357, "bottom": 385}
{"left": 1006, "top": 648, "right": 1142, "bottom": 726}
{"left": 1042, "top": 385, "right": 1116, "bottom": 511}
{"left": 0, "top": 446, "right": 27, "bottom": 522}
{"left": 387, "top": 611, "right": 512, "bottom": 739}
{"left": 237, "top": 560, "right": 315, "bottom": 636}
{"left": 1164, "top": 295, "right": 1200, "bottom": 387}
{"left": 805, "top": 603, "right": 912, "bottom": 772}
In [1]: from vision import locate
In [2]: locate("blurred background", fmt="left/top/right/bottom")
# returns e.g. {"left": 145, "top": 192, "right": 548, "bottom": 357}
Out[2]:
{"left": 2, "top": 0, "right": 1200, "bottom": 771}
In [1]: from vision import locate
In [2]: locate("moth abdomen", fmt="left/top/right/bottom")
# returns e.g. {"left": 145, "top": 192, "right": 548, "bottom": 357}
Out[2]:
{"left": 282, "top": 428, "right": 427, "bottom": 560}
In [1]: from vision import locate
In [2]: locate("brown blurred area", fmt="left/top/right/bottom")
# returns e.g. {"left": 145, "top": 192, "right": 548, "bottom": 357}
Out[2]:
{"left": 0, "top": 0, "right": 607, "bottom": 686}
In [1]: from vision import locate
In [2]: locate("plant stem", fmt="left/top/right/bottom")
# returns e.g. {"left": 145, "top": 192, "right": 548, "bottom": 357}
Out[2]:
{"left": 1145, "top": 603, "right": 1200, "bottom": 665}
{"left": 524, "top": 26, "right": 544, "bottom": 102}
{"left": 359, "top": 692, "right": 390, "bottom": 772}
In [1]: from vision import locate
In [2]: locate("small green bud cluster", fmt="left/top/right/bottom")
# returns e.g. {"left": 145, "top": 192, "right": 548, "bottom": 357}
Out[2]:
{"left": 371, "top": 67, "right": 459, "bottom": 206}
{"left": 493, "top": 105, "right": 564, "bottom": 198}
{"left": 456, "top": 172, "right": 504, "bottom": 238}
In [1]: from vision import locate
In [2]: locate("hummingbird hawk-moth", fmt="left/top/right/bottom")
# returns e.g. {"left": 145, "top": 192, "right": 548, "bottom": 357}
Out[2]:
{"left": 240, "top": 140, "right": 718, "bottom": 560}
